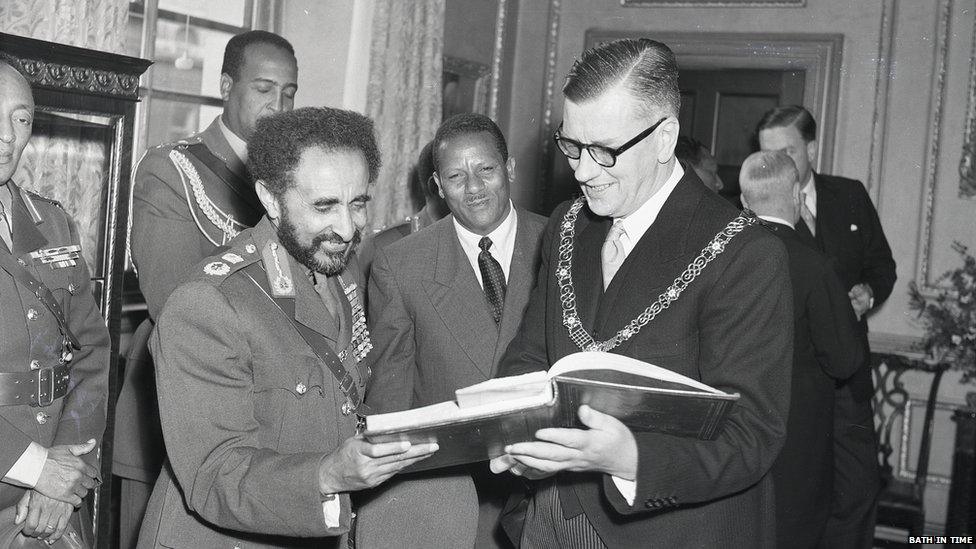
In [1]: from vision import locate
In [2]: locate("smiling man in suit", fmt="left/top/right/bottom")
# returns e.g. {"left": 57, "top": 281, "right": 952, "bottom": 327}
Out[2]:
{"left": 758, "top": 105, "right": 896, "bottom": 548}
{"left": 115, "top": 30, "right": 299, "bottom": 547}
{"left": 489, "top": 38, "right": 793, "bottom": 548}
{"left": 358, "top": 113, "right": 546, "bottom": 548}
{"left": 740, "top": 150, "right": 865, "bottom": 548}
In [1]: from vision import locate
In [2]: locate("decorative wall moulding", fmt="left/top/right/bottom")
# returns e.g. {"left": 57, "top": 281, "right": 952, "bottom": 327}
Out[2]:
{"left": 621, "top": 0, "right": 805, "bottom": 6}
{"left": 19, "top": 59, "right": 141, "bottom": 99}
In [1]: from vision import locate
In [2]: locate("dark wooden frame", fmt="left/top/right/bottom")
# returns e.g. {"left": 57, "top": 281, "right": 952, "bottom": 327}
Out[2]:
{"left": 0, "top": 32, "right": 151, "bottom": 548}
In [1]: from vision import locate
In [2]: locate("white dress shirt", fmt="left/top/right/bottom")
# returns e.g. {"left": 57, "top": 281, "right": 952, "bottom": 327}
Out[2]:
{"left": 217, "top": 115, "right": 248, "bottom": 164}
{"left": 607, "top": 162, "right": 685, "bottom": 505}
{"left": 757, "top": 215, "right": 795, "bottom": 229}
{"left": 800, "top": 172, "right": 817, "bottom": 217}
{"left": 453, "top": 201, "right": 518, "bottom": 287}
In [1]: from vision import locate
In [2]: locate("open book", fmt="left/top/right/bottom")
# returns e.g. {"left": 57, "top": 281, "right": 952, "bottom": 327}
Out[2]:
{"left": 363, "top": 351, "right": 739, "bottom": 473}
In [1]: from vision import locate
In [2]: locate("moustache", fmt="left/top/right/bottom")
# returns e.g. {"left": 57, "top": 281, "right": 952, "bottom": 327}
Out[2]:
{"left": 312, "top": 229, "right": 362, "bottom": 250}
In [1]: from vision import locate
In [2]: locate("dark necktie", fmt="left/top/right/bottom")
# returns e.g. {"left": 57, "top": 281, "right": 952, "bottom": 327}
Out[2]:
{"left": 478, "top": 236, "right": 506, "bottom": 323}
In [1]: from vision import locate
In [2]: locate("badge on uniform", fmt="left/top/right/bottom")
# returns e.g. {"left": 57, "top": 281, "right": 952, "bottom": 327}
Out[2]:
{"left": 30, "top": 245, "right": 80, "bottom": 269}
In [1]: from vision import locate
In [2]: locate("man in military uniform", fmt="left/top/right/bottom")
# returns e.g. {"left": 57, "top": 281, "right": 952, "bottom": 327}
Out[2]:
{"left": 115, "top": 30, "right": 298, "bottom": 546}
{"left": 0, "top": 54, "right": 110, "bottom": 544}
{"left": 138, "top": 107, "right": 437, "bottom": 548}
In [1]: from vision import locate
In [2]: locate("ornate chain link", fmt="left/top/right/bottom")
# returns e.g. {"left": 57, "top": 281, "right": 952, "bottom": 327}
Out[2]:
{"left": 556, "top": 197, "right": 758, "bottom": 352}
{"left": 169, "top": 149, "right": 246, "bottom": 241}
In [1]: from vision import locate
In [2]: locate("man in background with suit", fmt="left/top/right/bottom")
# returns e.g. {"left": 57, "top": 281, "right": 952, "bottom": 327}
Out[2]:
{"left": 358, "top": 113, "right": 546, "bottom": 548}
{"left": 758, "top": 105, "right": 896, "bottom": 548}
{"left": 115, "top": 29, "right": 298, "bottom": 547}
{"left": 740, "top": 150, "right": 865, "bottom": 547}
{"left": 490, "top": 38, "right": 793, "bottom": 548}
{"left": 0, "top": 53, "right": 110, "bottom": 545}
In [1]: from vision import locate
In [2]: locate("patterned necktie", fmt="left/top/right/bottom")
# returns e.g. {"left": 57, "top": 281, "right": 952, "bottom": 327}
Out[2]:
{"left": 602, "top": 220, "right": 627, "bottom": 290}
{"left": 799, "top": 191, "right": 817, "bottom": 236}
{"left": 0, "top": 199, "right": 11, "bottom": 251}
{"left": 478, "top": 236, "right": 506, "bottom": 323}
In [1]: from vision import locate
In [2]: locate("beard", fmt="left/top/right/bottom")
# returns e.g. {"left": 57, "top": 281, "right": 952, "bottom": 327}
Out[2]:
{"left": 276, "top": 209, "right": 362, "bottom": 277}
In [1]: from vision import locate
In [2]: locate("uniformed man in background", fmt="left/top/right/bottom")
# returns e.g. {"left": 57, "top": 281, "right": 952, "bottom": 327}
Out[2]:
{"left": 115, "top": 30, "right": 298, "bottom": 547}
{"left": 0, "top": 52, "right": 110, "bottom": 545}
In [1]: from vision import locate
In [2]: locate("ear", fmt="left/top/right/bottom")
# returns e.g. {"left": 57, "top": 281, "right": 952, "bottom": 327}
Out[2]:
{"left": 505, "top": 156, "right": 517, "bottom": 182}
{"left": 433, "top": 172, "right": 445, "bottom": 199}
{"left": 806, "top": 139, "right": 818, "bottom": 168}
{"left": 255, "top": 179, "right": 282, "bottom": 221}
{"left": 658, "top": 117, "right": 680, "bottom": 163}
{"left": 219, "top": 73, "right": 234, "bottom": 102}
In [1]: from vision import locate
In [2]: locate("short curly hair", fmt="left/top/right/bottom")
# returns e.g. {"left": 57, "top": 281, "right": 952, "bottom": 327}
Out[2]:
{"left": 432, "top": 113, "right": 508, "bottom": 172}
{"left": 248, "top": 107, "right": 381, "bottom": 198}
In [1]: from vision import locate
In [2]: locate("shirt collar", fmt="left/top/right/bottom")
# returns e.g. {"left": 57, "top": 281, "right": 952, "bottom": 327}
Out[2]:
{"left": 218, "top": 115, "right": 248, "bottom": 164}
{"left": 615, "top": 162, "right": 684, "bottom": 248}
{"left": 801, "top": 171, "right": 817, "bottom": 216}
{"left": 453, "top": 200, "right": 517, "bottom": 252}
{"left": 758, "top": 214, "right": 795, "bottom": 229}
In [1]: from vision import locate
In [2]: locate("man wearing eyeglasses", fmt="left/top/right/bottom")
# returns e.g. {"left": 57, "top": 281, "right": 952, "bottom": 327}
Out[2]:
{"left": 490, "top": 38, "right": 793, "bottom": 548}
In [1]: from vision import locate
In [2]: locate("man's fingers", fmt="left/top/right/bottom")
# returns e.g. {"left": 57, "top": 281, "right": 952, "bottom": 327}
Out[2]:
{"left": 489, "top": 455, "right": 516, "bottom": 474}
{"left": 506, "top": 440, "right": 576, "bottom": 461}
{"left": 534, "top": 427, "right": 587, "bottom": 448}
{"left": 509, "top": 454, "right": 562, "bottom": 474}
{"left": 360, "top": 440, "right": 412, "bottom": 459}
{"left": 14, "top": 492, "right": 30, "bottom": 524}
{"left": 68, "top": 439, "right": 97, "bottom": 457}
{"left": 49, "top": 510, "right": 70, "bottom": 542}
{"left": 23, "top": 498, "right": 42, "bottom": 536}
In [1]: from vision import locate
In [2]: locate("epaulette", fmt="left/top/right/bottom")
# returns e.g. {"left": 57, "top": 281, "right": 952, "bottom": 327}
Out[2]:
{"left": 22, "top": 188, "right": 63, "bottom": 208}
{"left": 197, "top": 237, "right": 262, "bottom": 285}
{"left": 150, "top": 133, "right": 203, "bottom": 152}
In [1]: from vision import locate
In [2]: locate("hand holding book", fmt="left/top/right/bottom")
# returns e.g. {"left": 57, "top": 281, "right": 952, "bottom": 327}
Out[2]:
{"left": 490, "top": 404, "right": 638, "bottom": 480}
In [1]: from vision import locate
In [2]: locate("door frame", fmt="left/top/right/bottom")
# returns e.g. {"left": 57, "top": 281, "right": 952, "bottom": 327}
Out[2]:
{"left": 583, "top": 31, "right": 844, "bottom": 175}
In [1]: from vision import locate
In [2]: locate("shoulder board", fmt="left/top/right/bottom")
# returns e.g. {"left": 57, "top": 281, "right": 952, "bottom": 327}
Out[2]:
{"left": 152, "top": 133, "right": 203, "bottom": 152}
{"left": 195, "top": 237, "right": 263, "bottom": 284}
{"left": 22, "top": 188, "right": 63, "bottom": 208}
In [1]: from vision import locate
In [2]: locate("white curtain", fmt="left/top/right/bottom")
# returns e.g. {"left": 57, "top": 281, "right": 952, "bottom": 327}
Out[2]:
{"left": 0, "top": 0, "right": 128, "bottom": 54}
{"left": 366, "top": 0, "right": 444, "bottom": 231}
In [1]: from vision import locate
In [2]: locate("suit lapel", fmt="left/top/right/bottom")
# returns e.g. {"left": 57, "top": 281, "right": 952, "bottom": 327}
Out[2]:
{"left": 251, "top": 219, "right": 342, "bottom": 345}
{"left": 493, "top": 209, "right": 534, "bottom": 368}
{"left": 423, "top": 219, "right": 498, "bottom": 378}
{"left": 8, "top": 183, "right": 49, "bottom": 256}
{"left": 813, "top": 173, "right": 839, "bottom": 254}
{"left": 573, "top": 209, "right": 607, "bottom": 334}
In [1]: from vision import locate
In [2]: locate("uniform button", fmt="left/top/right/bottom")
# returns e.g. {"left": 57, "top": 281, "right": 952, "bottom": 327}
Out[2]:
{"left": 67, "top": 282, "right": 77, "bottom": 294}
{"left": 26, "top": 308, "right": 39, "bottom": 321}
{"left": 341, "top": 402, "right": 354, "bottom": 416}
{"left": 35, "top": 412, "right": 49, "bottom": 425}
{"left": 17, "top": 258, "right": 26, "bottom": 266}
{"left": 29, "top": 360, "right": 40, "bottom": 370}
{"left": 61, "top": 351, "right": 73, "bottom": 363}
{"left": 295, "top": 383, "right": 307, "bottom": 395}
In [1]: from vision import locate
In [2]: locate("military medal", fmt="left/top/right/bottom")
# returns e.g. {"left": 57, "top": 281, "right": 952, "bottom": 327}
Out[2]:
{"left": 204, "top": 261, "right": 230, "bottom": 276}
{"left": 30, "top": 245, "right": 80, "bottom": 269}
{"left": 221, "top": 252, "right": 244, "bottom": 264}
{"left": 339, "top": 277, "right": 372, "bottom": 364}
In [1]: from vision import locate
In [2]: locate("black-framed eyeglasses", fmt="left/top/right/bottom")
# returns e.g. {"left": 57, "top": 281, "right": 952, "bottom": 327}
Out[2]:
{"left": 554, "top": 117, "right": 668, "bottom": 168}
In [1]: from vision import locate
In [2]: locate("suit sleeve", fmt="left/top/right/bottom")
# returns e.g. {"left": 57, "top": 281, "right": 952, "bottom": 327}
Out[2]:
{"left": 130, "top": 150, "right": 216, "bottom": 319}
{"left": 363, "top": 248, "right": 417, "bottom": 413}
{"left": 497, "top": 214, "right": 557, "bottom": 377}
{"left": 151, "top": 282, "right": 348, "bottom": 537}
{"left": 853, "top": 182, "right": 896, "bottom": 305}
{"left": 808, "top": 262, "right": 864, "bottom": 380}
{"left": 605, "top": 233, "right": 793, "bottom": 513}
{"left": 52, "top": 217, "right": 111, "bottom": 476}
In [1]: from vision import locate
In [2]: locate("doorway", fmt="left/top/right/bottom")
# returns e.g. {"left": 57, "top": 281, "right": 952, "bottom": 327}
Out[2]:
{"left": 679, "top": 68, "right": 805, "bottom": 203}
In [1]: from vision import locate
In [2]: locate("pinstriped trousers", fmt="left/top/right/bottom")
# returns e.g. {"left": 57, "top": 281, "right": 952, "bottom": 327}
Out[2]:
{"left": 521, "top": 480, "right": 607, "bottom": 549}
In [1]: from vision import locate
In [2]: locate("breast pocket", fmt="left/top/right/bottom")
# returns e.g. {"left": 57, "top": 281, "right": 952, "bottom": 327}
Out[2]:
{"left": 627, "top": 333, "right": 700, "bottom": 379}
{"left": 252, "top": 353, "right": 330, "bottom": 452}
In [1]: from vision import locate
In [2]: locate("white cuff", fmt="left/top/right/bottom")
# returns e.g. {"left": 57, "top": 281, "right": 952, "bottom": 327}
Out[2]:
{"left": 3, "top": 442, "right": 48, "bottom": 488}
{"left": 610, "top": 475, "right": 636, "bottom": 506}
{"left": 321, "top": 494, "right": 340, "bottom": 528}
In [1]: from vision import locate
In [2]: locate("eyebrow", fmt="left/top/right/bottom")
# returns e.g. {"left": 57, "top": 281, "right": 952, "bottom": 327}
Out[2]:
{"left": 353, "top": 194, "right": 372, "bottom": 203}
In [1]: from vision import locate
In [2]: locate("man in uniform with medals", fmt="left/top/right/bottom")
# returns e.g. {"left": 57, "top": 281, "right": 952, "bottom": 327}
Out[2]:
{"left": 490, "top": 39, "right": 794, "bottom": 548}
{"left": 137, "top": 107, "right": 437, "bottom": 548}
{"left": 115, "top": 30, "right": 299, "bottom": 546}
{"left": 0, "top": 54, "right": 110, "bottom": 545}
